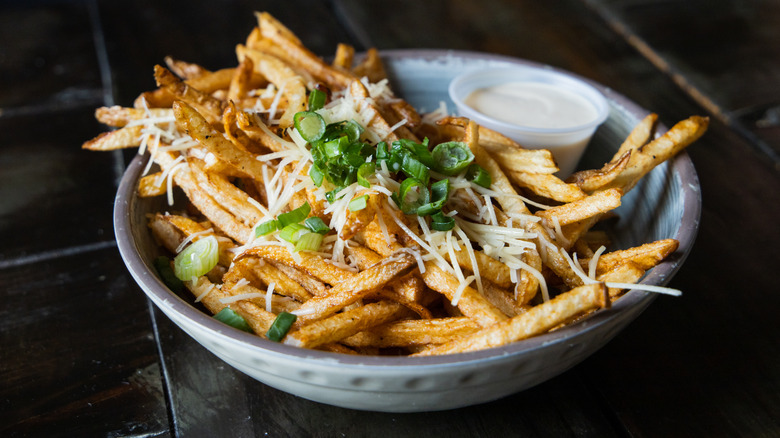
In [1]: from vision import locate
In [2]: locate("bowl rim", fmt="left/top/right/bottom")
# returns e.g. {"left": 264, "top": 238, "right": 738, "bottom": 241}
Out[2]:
{"left": 448, "top": 65, "right": 610, "bottom": 135}
{"left": 113, "top": 48, "right": 701, "bottom": 371}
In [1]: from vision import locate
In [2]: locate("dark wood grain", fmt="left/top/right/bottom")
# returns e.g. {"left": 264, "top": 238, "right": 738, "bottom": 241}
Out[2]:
{"left": 0, "top": 1, "right": 103, "bottom": 113}
{"left": 0, "top": 248, "right": 169, "bottom": 437}
{"left": 1, "top": 0, "right": 778, "bottom": 436}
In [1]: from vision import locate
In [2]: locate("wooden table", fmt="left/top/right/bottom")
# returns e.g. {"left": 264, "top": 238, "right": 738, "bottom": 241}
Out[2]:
{"left": 2, "top": 1, "right": 778, "bottom": 436}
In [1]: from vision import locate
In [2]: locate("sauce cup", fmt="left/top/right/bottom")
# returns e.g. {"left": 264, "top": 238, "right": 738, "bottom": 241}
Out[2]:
{"left": 448, "top": 66, "right": 609, "bottom": 177}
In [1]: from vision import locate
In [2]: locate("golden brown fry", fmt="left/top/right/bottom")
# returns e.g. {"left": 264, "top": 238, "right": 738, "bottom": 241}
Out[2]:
{"left": 272, "top": 263, "right": 329, "bottom": 297}
{"left": 81, "top": 125, "right": 142, "bottom": 150}
{"left": 138, "top": 172, "right": 167, "bottom": 197}
{"left": 292, "top": 251, "right": 417, "bottom": 323}
{"left": 536, "top": 188, "right": 623, "bottom": 228}
{"left": 421, "top": 262, "right": 508, "bottom": 328}
{"left": 228, "top": 55, "right": 256, "bottom": 101}
{"left": 341, "top": 317, "right": 481, "bottom": 348}
{"left": 256, "top": 11, "right": 354, "bottom": 89}
{"left": 509, "top": 171, "right": 588, "bottom": 203}
{"left": 187, "top": 158, "right": 264, "bottom": 227}
{"left": 605, "top": 116, "right": 709, "bottom": 193}
{"left": 185, "top": 276, "right": 277, "bottom": 336}
{"left": 332, "top": 43, "right": 355, "bottom": 70}
{"left": 95, "top": 106, "right": 172, "bottom": 127}
{"left": 352, "top": 48, "right": 387, "bottom": 83}
{"left": 613, "top": 113, "right": 658, "bottom": 162}
{"left": 153, "top": 150, "right": 252, "bottom": 243}
{"left": 566, "top": 150, "right": 631, "bottom": 193}
{"left": 285, "top": 301, "right": 408, "bottom": 348}
{"left": 596, "top": 261, "right": 646, "bottom": 299}
{"left": 413, "top": 283, "right": 609, "bottom": 356}
{"left": 154, "top": 65, "right": 225, "bottom": 123}
{"left": 235, "top": 245, "right": 356, "bottom": 285}
{"left": 236, "top": 45, "right": 307, "bottom": 128}
{"left": 173, "top": 101, "right": 267, "bottom": 179}
{"left": 586, "top": 239, "right": 679, "bottom": 277}
{"left": 164, "top": 56, "right": 209, "bottom": 79}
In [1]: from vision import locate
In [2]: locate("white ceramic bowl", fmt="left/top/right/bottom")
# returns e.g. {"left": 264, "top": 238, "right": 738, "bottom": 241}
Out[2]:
{"left": 449, "top": 66, "right": 609, "bottom": 177}
{"left": 114, "top": 50, "right": 700, "bottom": 413}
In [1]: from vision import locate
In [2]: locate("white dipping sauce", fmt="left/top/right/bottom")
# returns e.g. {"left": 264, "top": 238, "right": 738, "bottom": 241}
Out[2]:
{"left": 464, "top": 82, "right": 598, "bottom": 129}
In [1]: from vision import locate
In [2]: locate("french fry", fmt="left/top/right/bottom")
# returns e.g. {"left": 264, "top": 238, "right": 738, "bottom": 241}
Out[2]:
{"left": 585, "top": 239, "right": 679, "bottom": 277}
{"left": 285, "top": 300, "right": 408, "bottom": 348}
{"left": 421, "top": 262, "right": 508, "bottom": 328}
{"left": 154, "top": 65, "right": 225, "bottom": 123}
{"left": 292, "top": 251, "right": 417, "bottom": 323}
{"left": 81, "top": 125, "right": 142, "bottom": 151}
{"left": 341, "top": 317, "right": 481, "bottom": 348}
{"left": 413, "top": 283, "right": 609, "bottom": 356}
{"left": 535, "top": 188, "right": 623, "bottom": 228}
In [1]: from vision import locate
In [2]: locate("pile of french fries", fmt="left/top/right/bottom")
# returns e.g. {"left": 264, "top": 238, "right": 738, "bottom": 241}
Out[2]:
{"left": 84, "top": 12, "right": 708, "bottom": 356}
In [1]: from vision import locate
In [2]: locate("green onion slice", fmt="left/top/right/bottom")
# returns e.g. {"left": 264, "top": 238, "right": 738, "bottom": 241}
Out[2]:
{"left": 342, "top": 119, "right": 364, "bottom": 143}
{"left": 304, "top": 216, "right": 330, "bottom": 234}
{"left": 309, "top": 165, "right": 324, "bottom": 187}
{"left": 294, "top": 232, "right": 324, "bottom": 252}
{"left": 254, "top": 219, "right": 279, "bottom": 237}
{"left": 466, "top": 163, "right": 492, "bottom": 188}
{"left": 348, "top": 194, "right": 369, "bottom": 212}
{"left": 357, "top": 162, "right": 376, "bottom": 188}
{"left": 401, "top": 154, "right": 430, "bottom": 185}
{"left": 396, "top": 178, "right": 430, "bottom": 215}
{"left": 293, "top": 111, "right": 326, "bottom": 143}
{"left": 277, "top": 202, "right": 311, "bottom": 228}
{"left": 279, "top": 223, "right": 310, "bottom": 243}
{"left": 266, "top": 312, "right": 297, "bottom": 341}
{"left": 431, "top": 141, "right": 474, "bottom": 176}
{"left": 153, "top": 256, "right": 184, "bottom": 293}
{"left": 430, "top": 211, "right": 455, "bottom": 231}
{"left": 416, "top": 179, "right": 450, "bottom": 216}
{"left": 308, "top": 88, "right": 327, "bottom": 111}
{"left": 214, "top": 307, "right": 253, "bottom": 333}
{"left": 173, "top": 235, "right": 220, "bottom": 281}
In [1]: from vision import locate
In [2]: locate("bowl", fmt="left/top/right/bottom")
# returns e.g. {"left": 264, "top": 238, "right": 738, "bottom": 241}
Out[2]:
{"left": 113, "top": 50, "right": 701, "bottom": 413}
{"left": 449, "top": 66, "right": 609, "bottom": 177}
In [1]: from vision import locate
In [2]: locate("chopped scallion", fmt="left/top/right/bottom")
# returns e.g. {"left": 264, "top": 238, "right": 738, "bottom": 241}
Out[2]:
{"left": 348, "top": 194, "right": 369, "bottom": 212}
{"left": 304, "top": 216, "right": 330, "bottom": 234}
{"left": 430, "top": 211, "right": 455, "bottom": 231}
{"left": 466, "top": 163, "right": 492, "bottom": 188}
{"left": 254, "top": 219, "right": 279, "bottom": 237}
{"left": 357, "top": 162, "right": 376, "bottom": 188}
{"left": 153, "top": 256, "right": 184, "bottom": 293}
{"left": 432, "top": 141, "right": 474, "bottom": 176}
{"left": 294, "top": 232, "right": 324, "bottom": 252}
{"left": 293, "top": 111, "right": 326, "bottom": 143}
{"left": 395, "top": 178, "right": 430, "bottom": 215}
{"left": 416, "top": 179, "right": 450, "bottom": 216}
{"left": 214, "top": 307, "right": 253, "bottom": 333}
{"left": 279, "top": 223, "right": 310, "bottom": 243}
{"left": 277, "top": 202, "right": 311, "bottom": 228}
{"left": 266, "top": 312, "right": 297, "bottom": 341}
{"left": 173, "top": 235, "right": 220, "bottom": 281}
{"left": 308, "top": 88, "right": 327, "bottom": 111}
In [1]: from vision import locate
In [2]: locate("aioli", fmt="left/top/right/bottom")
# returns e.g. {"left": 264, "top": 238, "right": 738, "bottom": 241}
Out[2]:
{"left": 464, "top": 82, "right": 598, "bottom": 129}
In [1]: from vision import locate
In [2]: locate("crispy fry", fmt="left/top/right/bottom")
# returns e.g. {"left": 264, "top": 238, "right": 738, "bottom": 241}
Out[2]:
{"left": 421, "top": 262, "right": 508, "bottom": 328}
{"left": 285, "top": 300, "right": 408, "bottom": 348}
{"left": 342, "top": 317, "right": 481, "bottom": 348}
{"left": 413, "top": 283, "right": 609, "bottom": 356}
{"left": 536, "top": 188, "right": 623, "bottom": 228}
{"left": 292, "top": 251, "right": 417, "bottom": 323}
